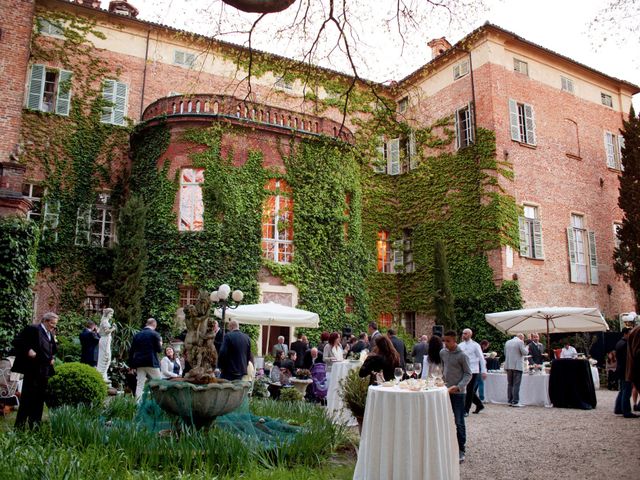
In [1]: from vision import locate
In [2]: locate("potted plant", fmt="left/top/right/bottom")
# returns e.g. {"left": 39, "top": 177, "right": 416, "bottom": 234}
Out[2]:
{"left": 339, "top": 368, "right": 369, "bottom": 432}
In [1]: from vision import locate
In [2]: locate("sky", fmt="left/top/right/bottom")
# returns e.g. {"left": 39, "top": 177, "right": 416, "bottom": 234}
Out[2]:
{"left": 103, "top": 0, "right": 639, "bottom": 105}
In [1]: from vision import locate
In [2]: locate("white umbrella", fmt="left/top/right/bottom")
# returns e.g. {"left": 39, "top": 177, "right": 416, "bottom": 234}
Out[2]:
{"left": 214, "top": 302, "right": 320, "bottom": 351}
{"left": 484, "top": 307, "right": 609, "bottom": 358}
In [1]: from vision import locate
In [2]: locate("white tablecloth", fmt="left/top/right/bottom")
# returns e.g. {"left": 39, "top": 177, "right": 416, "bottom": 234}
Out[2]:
{"left": 591, "top": 366, "right": 600, "bottom": 389}
{"left": 354, "top": 386, "right": 459, "bottom": 480}
{"left": 326, "top": 360, "right": 361, "bottom": 426}
{"left": 484, "top": 372, "right": 551, "bottom": 407}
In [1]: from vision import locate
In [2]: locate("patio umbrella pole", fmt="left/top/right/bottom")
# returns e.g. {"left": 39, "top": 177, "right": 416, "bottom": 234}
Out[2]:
{"left": 546, "top": 316, "right": 551, "bottom": 360}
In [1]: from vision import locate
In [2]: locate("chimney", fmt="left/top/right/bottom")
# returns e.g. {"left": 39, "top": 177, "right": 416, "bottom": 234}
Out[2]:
{"left": 427, "top": 37, "right": 452, "bottom": 59}
{"left": 108, "top": 0, "right": 140, "bottom": 18}
{"left": 75, "top": 0, "right": 102, "bottom": 8}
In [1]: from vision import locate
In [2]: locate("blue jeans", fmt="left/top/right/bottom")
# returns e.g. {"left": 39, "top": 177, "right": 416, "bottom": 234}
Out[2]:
{"left": 615, "top": 380, "right": 633, "bottom": 416}
{"left": 477, "top": 375, "right": 485, "bottom": 401}
{"left": 449, "top": 393, "right": 466, "bottom": 454}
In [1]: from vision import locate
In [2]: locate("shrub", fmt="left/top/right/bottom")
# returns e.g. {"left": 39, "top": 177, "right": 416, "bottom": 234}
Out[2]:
{"left": 48, "top": 362, "right": 107, "bottom": 408}
{"left": 279, "top": 386, "right": 303, "bottom": 402}
{"left": 339, "top": 368, "right": 369, "bottom": 419}
{"left": 56, "top": 335, "right": 82, "bottom": 363}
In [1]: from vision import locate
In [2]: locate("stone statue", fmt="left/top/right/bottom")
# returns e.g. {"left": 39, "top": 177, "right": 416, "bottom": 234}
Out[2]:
{"left": 183, "top": 290, "right": 218, "bottom": 384}
{"left": 96, "top": 308, "right": 116, "bottom": 384}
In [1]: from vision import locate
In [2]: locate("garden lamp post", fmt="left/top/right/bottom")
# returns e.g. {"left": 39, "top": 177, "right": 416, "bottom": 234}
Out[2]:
{"left": 210, "top": 284, "right": 244, "bottom": 338}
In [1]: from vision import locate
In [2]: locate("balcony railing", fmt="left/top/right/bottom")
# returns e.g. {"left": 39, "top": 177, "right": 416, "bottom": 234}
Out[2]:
{"left": 142, "top": 94, "right": 353, "bottom": 142}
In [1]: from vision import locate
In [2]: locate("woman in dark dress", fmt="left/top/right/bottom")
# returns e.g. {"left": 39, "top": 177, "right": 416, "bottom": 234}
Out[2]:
{"left": 359, "top": 335, "right": 400, "bottom": 385}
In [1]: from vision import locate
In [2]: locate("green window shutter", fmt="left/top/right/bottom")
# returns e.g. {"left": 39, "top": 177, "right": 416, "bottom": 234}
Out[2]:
{"left": 588, "top": 231, "right": 598, "bottom": 285}
{"left": 113, "top": 81, "right": 128, "bottom": 125}
{"left": 408, "top": 131, "right": 417, "bottom": 170}
{"left": 518, "top": 216, "right": 529, "bottom": 256}
{"left": 532, "top": 219, "right": 544, "bottom": 259}
{"left": 524, "top": 103, "right": 536, "bottom": 145}
{"left": 101, "top": 79, "right": 115, "bottom": 123}
{"left": 27, "top": 64, "right": 46, "bottom": 111}
{"left": 509, "top": 99, "right": 520, "bottom": 141}
{"left": 55, "top": 69, "right": 72, "bottom": 116}
{"left": 567, "top": 227, "right": 578, "bottom": 283}
{"left": 387, "top": 138, "right": 400, "bottom": 175}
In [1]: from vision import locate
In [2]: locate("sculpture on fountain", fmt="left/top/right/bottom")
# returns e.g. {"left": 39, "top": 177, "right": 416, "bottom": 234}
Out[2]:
{"left": 183, "top": 290, "right": 218, "bottom": 383}
{"left": 96, "top": 308, "right": 116, "bottom": 383}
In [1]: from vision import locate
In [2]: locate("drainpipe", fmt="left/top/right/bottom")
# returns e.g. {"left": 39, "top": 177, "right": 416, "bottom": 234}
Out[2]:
{"left": 139, "top": 29, "right": 151, "bottom": 119}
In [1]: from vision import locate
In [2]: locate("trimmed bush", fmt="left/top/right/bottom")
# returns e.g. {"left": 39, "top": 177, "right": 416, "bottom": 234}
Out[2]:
{"left": 279, "top": 386, "right": 303, "bottom": 402}
{"left": 48, "top": 362, "right": 107, "bottom": 408}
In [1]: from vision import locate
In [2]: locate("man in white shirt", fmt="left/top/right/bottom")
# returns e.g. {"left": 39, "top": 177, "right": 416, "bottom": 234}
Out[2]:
{"left": 459, "top": 328, "right": 487, "bottom": 415}
{"left": 560, "top": 343, "right": 578, "bottom": 359}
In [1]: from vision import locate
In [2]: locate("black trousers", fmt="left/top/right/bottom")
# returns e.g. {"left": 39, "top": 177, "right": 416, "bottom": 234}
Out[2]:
{"left": 15, "top": 374, "right": 48, "bottom": 429}
{"left": 464, "top": 373, "right": 483, "bottom": 413}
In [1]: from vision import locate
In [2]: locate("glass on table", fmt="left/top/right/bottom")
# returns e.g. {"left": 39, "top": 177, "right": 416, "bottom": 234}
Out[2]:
{"left": 394, "top": 368, "right": 404, "bottom": 384}
{"left": 414, "top": 362, "right": 422, "bottom": 378}
{"left": 406, "top": 363, "right": 414, "bottom": 378}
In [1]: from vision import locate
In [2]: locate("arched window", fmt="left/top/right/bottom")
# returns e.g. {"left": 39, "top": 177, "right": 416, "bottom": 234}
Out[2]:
{"left": 262, "top": 179, "right": 294, "bottom": 263}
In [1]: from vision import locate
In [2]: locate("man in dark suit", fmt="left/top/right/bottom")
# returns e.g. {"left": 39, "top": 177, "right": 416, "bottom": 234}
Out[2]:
{"left": 219, "top": 320, "right": 252, "bottom": 381}
{"left": 302, "top": 347, "right": 323, "bottom": 369}
{"left": 128, "top": 318, "right": 163, "bottom": 401}
{"left": 290, "top": 333, "right": 308, "bottom": 368}
{"left": 368, "top": 322, "right": 381, "bottom": 345}
{"left": 350, "top": 333, "right": 369, "bottom": 355}
{"left": 12, "top": 312, "right": 59, "bottom": 429}
{"left": 387, "top": 329, "right": 409, "bottom": 368}
{"left": 412, "top": 335, "right": 429, "bottom": 367}
{"left": 79, "top": 321, "right": 100, "bottom": 367}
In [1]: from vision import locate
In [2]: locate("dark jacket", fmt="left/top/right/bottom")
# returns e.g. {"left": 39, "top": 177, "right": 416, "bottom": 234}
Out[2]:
{"left": 302, "top": 350, "right": 323, "bottom": 369}
{"left": 351, "top": 340, "right": 368, "bottom": 355}
{"left": 290, "top": 340, "right": 308, "bottom": 368}
{"left": 528, "top": 341, "right": 544, "bottom": 365}
{"left": 128, "top": 327, "right": 162, "bottom": 368}
{"left": 359, "top": 354, "right": 398, "bottom": 385}
{"left": 218, "top": 329, "right": 252, "bottom": 381}
{"left": 615, "top": 338, "right": 628, "bottom": 378}
{"left": 214, "top": 328, "right": 223, "bottom": 355}
{"left": 79, "top": 328, "right": 100, "bottom": 366}
{"left": 411, "top": 341, "right": 429, "bottom": 367}
{"left": 12, "top": 325, "right": 57, "bottom": 378}
{"left": 389, "top": 335, "right": 409, "bottom": 368}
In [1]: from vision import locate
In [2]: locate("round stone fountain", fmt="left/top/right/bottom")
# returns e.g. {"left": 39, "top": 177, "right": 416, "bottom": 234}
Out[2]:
{"left": 147, "top": 290, "right": 250, "bottom": 428}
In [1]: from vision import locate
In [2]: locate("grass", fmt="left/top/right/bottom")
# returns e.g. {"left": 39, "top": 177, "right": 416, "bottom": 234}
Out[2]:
{"left": 0, "top": 396, "right": 356, "bottom": 479}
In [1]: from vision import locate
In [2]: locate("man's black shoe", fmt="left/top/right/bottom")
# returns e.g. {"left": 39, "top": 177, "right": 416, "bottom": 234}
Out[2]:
{"left": 473, "top": 404, "right": 485, "bottom": 414}
{"left": 623, "top": 413, "right": 639, "bottom": 418}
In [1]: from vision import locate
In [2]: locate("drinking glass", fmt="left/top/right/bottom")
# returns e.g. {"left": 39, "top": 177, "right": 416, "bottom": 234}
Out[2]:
{"left": 414, "top": 362, "right": 422, "bottom": 378}
{"left": 406, "top": 363, "right": 414, "bottom": 378}
{"left": 394, "top": 368, "right": 404, "bottom": 384}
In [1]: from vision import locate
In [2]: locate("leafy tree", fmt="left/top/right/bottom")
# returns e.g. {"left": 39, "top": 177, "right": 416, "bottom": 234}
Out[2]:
{"left": 614, "top": 106, "right": 640, "bottom": 310}
{"left": 110, "top": 195, "right": 148, "bottom": 357}
{"left": 433, "top": 239, "right": 457, "bottom": 331}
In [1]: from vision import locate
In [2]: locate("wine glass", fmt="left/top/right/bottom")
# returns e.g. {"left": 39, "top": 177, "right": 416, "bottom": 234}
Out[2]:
{"left": 406, "top": 363, "right": 414, "bottom": 379}
{"left": 414, "top": 362, "right": 422, "bottom": 379}
{"left": 394, "top": 368, "right": 404, "bottom": 384}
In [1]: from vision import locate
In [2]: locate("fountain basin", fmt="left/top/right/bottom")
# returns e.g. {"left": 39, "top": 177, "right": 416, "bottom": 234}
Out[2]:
{"left": 148, "top": 379, "right": 251, "bottom": 428}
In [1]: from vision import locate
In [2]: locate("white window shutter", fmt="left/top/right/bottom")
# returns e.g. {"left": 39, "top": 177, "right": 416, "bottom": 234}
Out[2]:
{"left": 113, "top": 81, "right": 128, "bottom": 126}
{"left": 101, "top": 79, "right": 115, "bottom": 123}
{"left": 27, "top": 64, "right": 46, "bottom": 111}
{"left": 75, "top": 205, "right": 92, "bottom": 246}
{"left": 524, "top": 103, "right": 536, "bottom": 145}
{"left": 454, "top": 108, "right": 461, "bottom": 150}
{"left": 509, "top": 99, "right": 520, "bottom": 142}
{"left": 518, "top": 216, "right": 529, "bottom": 256}
{"left": 408, "top": 131, "right": 417, "bottom": 170}
{"left": 374, "top": 136, "right": 386, "bottom": 173}
{"left": 387, "top": 138, "right": 400, "bottom": 175}
{"left": 588, "top": 231, "right": 598, "bottom": 285}
{"left": 393, "top": 240, "right": 403, "bottom": 272}
{"left": 55, "top": 69, "right": 72, "bottom": 116}
{"left": 533, "top": 219, "right": 544, "bottom": 259}
{"left": 453, "top": 64, "right": 460, "bottom": 79}
{"left": 468, "top": 102, "right": 475, "bottom": 144}
{"left": 618, "top": 135, "right": 625, "bottom": 171}
{"left": 604, "top": 132, "right": 616, "bottom": 168}
{"left": 567, "top": 227, "right": 578, "bottom": 283}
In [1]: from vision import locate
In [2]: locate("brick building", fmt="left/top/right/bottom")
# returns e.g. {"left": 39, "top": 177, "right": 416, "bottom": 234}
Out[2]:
{"left": 0, "top": 0, "right": 637, "bottom": 347}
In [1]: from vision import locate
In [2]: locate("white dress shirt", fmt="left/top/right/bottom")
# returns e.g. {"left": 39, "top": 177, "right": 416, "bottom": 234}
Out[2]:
{"left": 560, "top": 346, "right": 578, "bottom": 359}
{"left": 459, "top": 339, "right": 487, "bottom": 374}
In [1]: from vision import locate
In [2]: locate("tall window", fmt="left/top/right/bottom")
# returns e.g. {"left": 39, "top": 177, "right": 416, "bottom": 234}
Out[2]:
{"left": 401, "top": 312, "right": 416, "bottom": 338}
{"left": 518, "top": 205, "right": 544, "bottom": 259}
{"left": 26, "top": 64, "right": 72, "bottom": 115}
{"left": 567, "top": 214, "right": 598, "bottom": 285}
{"left": 101, "top": 79, "right": 128, "bottom": 126}
{"left": 75, "top": 193, "right": 116, "bottom": 247}
{"left": 179, "top": 168, "right": 204, "bottom": 231}
{"left": 375, "top": 133, "right": 417, "bottom": 175}
{"left": 379, "top": 312, "right": 393, "bottom": 329}
{"left": 455, "top": 103, "right": 474, "bottom": 149}
{"left": 398, "top": 97, "right": 408, "bottom": 113}
{"left": 604, "top": 132, "right": 624, "bottom": 170}
{"left": 262, "top": 179, "right": 294, "bottom": 263}
{"left": 377, "top": 230, "right": 392, "bottom": 273}
{"left": 509, "top": 99, "right": 536, "bottom": 146}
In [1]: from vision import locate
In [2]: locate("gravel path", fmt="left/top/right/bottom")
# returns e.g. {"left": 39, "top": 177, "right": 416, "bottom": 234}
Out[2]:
{"left": 461, "top": 389, "right": 640, "bottom": 480}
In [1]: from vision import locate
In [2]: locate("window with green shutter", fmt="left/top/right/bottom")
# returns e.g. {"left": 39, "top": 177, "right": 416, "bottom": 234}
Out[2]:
{"left": 101, "top": 79, "right": 128, "bottom": 126}
{"left": 26, "top": 65, "right": 72, "bottom": 115}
